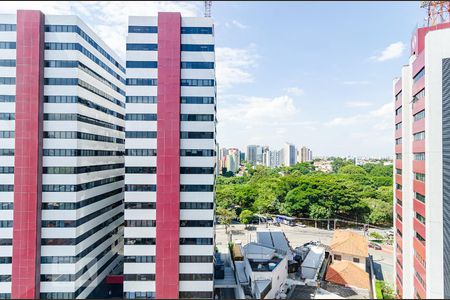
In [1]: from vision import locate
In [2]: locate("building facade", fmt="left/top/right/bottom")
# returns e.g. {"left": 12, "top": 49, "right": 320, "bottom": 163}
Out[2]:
{"left": 393, "top": 23, "right": 450, "bottom": 299}
{"left": 282, "top": 142, "right": 296, "bottom": 167}
{"left": 298, "top": 146, "right": 313, "bottom": 163}
{"left": 246, "top": 145, "right": 261, "bottom": 165}
{"left": 0, "top": 10, "right": 125, "bottom": 299}
{"left": 124, "top": 13, "right": 216, "bottom": 299}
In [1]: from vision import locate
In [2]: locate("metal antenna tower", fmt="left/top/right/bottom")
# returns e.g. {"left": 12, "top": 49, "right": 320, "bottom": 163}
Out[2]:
{"left": 421, "top": 1, "right": 450, "bottom": 26}
{"left": 204, "top": 1, "right": 212, "bottom": 18}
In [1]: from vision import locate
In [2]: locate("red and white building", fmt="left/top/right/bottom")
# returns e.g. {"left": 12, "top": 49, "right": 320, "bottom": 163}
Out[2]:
{"left": 124, "top": 13, "right": 216, "bottom": 299}
{"left": 393, "top": 22, "right": 450, "bottom": 299}
{"left": 0, "top": 10, "right": 125, "bottom": 299}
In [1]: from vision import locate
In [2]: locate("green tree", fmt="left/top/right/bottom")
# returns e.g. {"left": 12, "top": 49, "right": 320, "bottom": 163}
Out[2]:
{"left": 239, "top": 209, "right": 254, "bottom": 228}
{"left": 338, "top": 164, "right": 367, "bottom": 175}
{"left": 309, "top": 204, "right": 331, "bottom": 219}
{"left": 216, "top": 207, "right": 237, "bottom": 233}
{"left": 331, "top": 157, "right": 353, "bottom": 173}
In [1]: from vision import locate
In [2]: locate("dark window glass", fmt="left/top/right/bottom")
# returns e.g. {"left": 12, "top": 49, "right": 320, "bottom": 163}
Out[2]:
{"left": 181, "top": 96, "right": 214, "bottom": 104}
{"left": 181, "top": 44, "right": 214, "bottom": 52}
{"left": 126, "top": 96, "right": 157, "bottom": 103}
{"left": 180, "top": 114, "right": 214, "bottom": 122}
{"left": 126, "top": 114, "right": 157, "bottom": 121}
{"left": 181, "top": 27, "right": 212, "bottom": 34}
{"left": 181, "top": 62, "right": 214, "bottom": 69}
{"left": 128, "top": 26, "right": 158, "bottom": 33}
{"left": 126, "top": 61, "right": 157, "bottom": 68}
{"left": 125, "top": 185, "right": 156, "bottom": 192}
{"left": 126, "top": 43, "right": 158, "bottom": 51}
{"left": 0, "top": 24, "right": 16, "bottom": 31}
{"left": 0, "top": 60, "right": 15, "bottom": 67}
{"left": 126, "top": 78, "right": 157, "bottom": 86}
{"left": 180, "top": 132, "right": 214, "bottom": 139}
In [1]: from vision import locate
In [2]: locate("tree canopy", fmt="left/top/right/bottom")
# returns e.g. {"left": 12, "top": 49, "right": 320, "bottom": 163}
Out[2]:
{"left": 216, "top": 160, "right": 393, "bottom": 227}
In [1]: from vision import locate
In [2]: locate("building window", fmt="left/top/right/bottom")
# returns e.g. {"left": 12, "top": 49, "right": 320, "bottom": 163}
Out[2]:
{"left": 413, "top": 131, "right": 425, "bottom": 141}
{"left": 395, "top": 137, "right": 402, "bottom": 145}
{"left": 414, "top": 152, "right": 425, "bottom": 161}
{"left": 334, "top": 255, "right": 341, "bottom": 261}
{"left": 397, "top": 213, "right": 403, "bottom": 222}
{"left": 126, "top": 43, "right": 157, "bottom": 51}
{"left": 128, "top": 26, "right": 157, "bottom": 33}
{"left": 396, "top": 183, "right": 402, "bottom": 191}
{"left": 395, "top": 106, "right": 402, "bottom": 116}
{"left": 414, "top": 110, "right": 425, "bottom": 122}
{"left": 415, "top": 232, "right": 425, "bottom": 244}
{"left": 396, "top": 153, "right": 402, "bottom": 159}
{"left": 181, "top": 44, "right": 214, "bottom": 52}
{"left": 397, "top": 198, "right": 402, "bottom": 206}
{"left": 416, "top": 212, "right": 425, "bottom": 224}
{"left": 414, "top": 172, "right": 425, "bottom": 182}
{"left": 126, "top": 61, "right": 157, "bottom": 68}
{"left": 395, "top": 122, "right": 402, "bottom": 130}
{"left": 181, "top": 62, "right": 214, "bottom": 69}
{"left": 396, "top": 168, "right": 402, "bottom": 175}
{"left": 395, "top": 91, "right": 402, "bottom": 101}
{"left": 181, "top": 27, "right": 212, "bottom": 34}
{"left": 412, "top": 89, "right": 425, "bottom": 108}
{"left": 413, "top": 68, "right": 425, "bottom": 83}
{"left": 353, "top": 257, "right": 360, "bottom": 263}
{"left": 415, "top": 192, "right": 425, "bottom": 203}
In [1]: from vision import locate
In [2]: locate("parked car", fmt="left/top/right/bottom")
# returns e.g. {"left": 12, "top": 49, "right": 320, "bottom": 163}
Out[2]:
{"left": 369, "top": 242, "right": 382, "bottom": 250}
{"left": 296, "top": 223, "right": 307, "bottom": 228}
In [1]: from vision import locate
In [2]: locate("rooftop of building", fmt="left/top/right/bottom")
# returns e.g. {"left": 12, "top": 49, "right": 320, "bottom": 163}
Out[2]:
{"left": 325, "top": 260, "right": 370, "bottom": 290}
{"left": 243, "top": 242, "right": 286, "bottom": 272}
{"left": 330, "top": 230, "right": 368, "bottom": 257}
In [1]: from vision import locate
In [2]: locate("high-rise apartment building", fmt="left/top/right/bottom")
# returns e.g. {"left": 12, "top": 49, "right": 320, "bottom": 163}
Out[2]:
{"left": 226, "top": 148, "right": 240, "bottom": 173}
{"left": 298, "top": 146, "right": 313, "bottom": 163}
{"left": 0, "top": 10, "right": 125, "bottom": 299}
{"left": 282, "top": 142, "right": 296, "bottom": 166}
{"left": 124, "top": 13, "right": 216, "bottom": 299}
{"left": 246, "top": 145, "right": 259, "bottom": 165}
{"left": 393, "top": 22, "right": 450, "bottom": 299}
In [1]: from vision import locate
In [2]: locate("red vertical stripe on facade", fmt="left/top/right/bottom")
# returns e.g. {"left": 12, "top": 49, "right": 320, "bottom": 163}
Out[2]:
{"left": 156, "top": 12, "right": 181, "bottom": 299}
{"left": 11, "top": 10, "right": 45, "bottom": 299}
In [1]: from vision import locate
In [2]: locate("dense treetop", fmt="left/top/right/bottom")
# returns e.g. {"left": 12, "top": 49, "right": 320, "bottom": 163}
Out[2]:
{"left": 216, "top": 160, "right": 393, "bottom": 227}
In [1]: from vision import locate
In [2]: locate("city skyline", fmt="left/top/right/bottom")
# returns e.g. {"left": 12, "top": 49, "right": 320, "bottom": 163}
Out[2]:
{"left": 1, "top": 1, "right": 426, "bottom": 157}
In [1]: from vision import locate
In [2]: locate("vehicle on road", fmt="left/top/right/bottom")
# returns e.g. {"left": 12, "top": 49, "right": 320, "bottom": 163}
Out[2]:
{"left": 369, "top": 242, "right": 382, "bottom": 250}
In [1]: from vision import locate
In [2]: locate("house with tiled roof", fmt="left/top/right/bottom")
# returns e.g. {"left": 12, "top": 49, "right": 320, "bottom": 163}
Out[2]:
{"left": 325, "top": 260, "right": 370, "bottom": 290}
{"left": 329, "top": 230, "right": 368, "bottom": 269}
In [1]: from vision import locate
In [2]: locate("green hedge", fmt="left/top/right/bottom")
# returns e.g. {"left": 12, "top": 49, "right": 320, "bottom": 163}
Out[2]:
{"left": 375, "top": 281, "right": 384, "bottom": 299}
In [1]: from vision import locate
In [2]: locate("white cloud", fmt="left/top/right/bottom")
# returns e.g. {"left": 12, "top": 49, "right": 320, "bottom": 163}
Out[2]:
{"left": 225, "top": 19, "right": 248, "bottom": 29}
{"left": 1, "top": 1, "right": 201, "bottom": 59}
{"left": 370, "top": 41, "right": 405, "bottom": 62}
{"left": 342, "top": 80, "right": 370, "bottom": 85}
{"left": 326, "top": 102, "right": 392, "bottom": 127}
{"left": 218, "top": 95, "right": 297, "bottom": 124}
{"left": 283, "top": 87, "right": 305, "bottom": 96}
{"left": 216, "top": 46, "right": 259, "bottom": 92}
{"left": 345, "top": 101, "right": 373, "bottom": 108}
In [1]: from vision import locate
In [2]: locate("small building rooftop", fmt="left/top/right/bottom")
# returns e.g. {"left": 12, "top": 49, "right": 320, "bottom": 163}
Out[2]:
{"left": 330, "top": 230, "right": 368, "bottom": 257}
{"left": 325, "top": 261, "right": 370, "bottom": 290}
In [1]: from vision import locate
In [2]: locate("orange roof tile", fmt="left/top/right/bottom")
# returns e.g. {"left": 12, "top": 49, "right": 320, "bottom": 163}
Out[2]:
{"left": 325, "top": 261, "right": 370, "bottom": 290}
{"left": 330, "top": 230, "right": 368, "bottom": 257}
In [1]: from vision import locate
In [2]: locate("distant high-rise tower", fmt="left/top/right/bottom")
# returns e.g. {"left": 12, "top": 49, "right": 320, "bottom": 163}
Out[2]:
{"left": 393, "top": 21, "right": 450, "bottom": 299}
{"left": 282, "top": 142, "right": 296, "bottom": 166}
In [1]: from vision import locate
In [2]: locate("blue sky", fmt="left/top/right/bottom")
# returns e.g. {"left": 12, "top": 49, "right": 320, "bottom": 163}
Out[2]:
{"left": 4, "top": 1, "right": 426, "bottom": 157}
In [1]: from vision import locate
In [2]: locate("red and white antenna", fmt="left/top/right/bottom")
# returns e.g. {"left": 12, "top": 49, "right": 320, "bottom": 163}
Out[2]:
{"left": 421, "top": 1, "right": 450, "bottom": 26}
